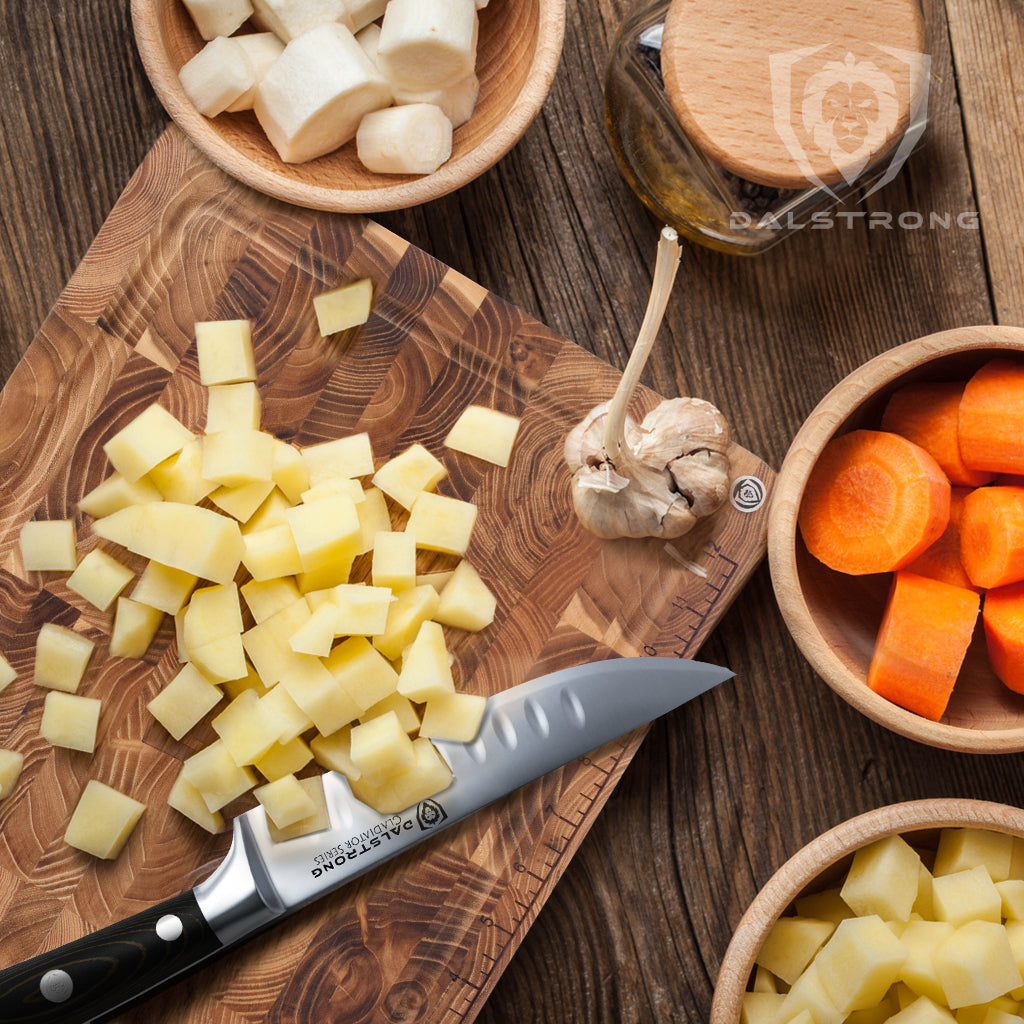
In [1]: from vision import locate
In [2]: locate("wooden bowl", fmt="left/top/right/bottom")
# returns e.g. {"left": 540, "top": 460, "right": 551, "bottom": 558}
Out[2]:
{"left": 768, "top": 325, "right": 1024, "bottom": 753}
{"left": 131, "top": 0, "right": 565, "bottom": 211}
{"left": 710, "top": 798, "right": 1024, "bottom": 1024}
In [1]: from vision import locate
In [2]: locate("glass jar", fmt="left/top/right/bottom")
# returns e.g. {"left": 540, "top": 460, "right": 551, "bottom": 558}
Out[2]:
{"left": 604, "top": 0, "right": 928, "bottom": 255}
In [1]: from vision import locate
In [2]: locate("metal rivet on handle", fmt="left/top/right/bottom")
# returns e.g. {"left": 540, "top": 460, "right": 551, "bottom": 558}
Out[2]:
{"left": 156, "top": 914, "right": 184, "bottom": 942}
{"left": 40, "top": 969, "right": 74, "bottom": 1003}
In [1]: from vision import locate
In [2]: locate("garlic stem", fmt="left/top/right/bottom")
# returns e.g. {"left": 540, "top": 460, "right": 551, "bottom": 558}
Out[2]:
{"left": 602, "top": 226, "right": 682, "bottom": 461}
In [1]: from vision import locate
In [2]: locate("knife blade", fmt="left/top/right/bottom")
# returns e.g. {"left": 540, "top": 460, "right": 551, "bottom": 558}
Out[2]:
{"left": 0, "top": 655, "right": 731, "bottom": 1024}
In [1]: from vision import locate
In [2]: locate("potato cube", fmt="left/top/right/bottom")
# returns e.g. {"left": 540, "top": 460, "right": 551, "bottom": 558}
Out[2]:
{"left": 195, "top": 319, "right": 256, "bottom": 386}
{"left": 397, "top": 620, "right": 455, "bottom": 703}
{"left": 356, "top": 487, "right": 392, "bottom": 554}
{"left": 20, "top": 519, "right": 77, "bottom": 573}
{"left": 406, "top": 491, "right": 477, "bottom": 555}
{"left": 148, "top": 439, "right": 218, "bottom": 506}
{"left": 181, "top": 740, "right": 257, "bottom": 812}
{"left": 371, "top": 531, "right": 416, "bottom": 592}
{"left": 417, "top": 570, "right": 455, "bottom": 593}
{"left": 67, "top": 549, "right": 134, "bottom": 611}
{"left": 242, "top": 600, "right": 312, "bottom": 685}
{"left": 313, "top": 278, "right": 373, "bottom": 336}
{"left": 253, "top": 737, "right": 314, "bottom": 781}
{"left": 266, "top": 776, "right": 331, "bottom": 843}
{"left": 324, "top": 635, "right": 400, "bottom": 713}
{"left": 434, "top": 559, "right": 496, "bottom": 631}
{"left": 167, "top": 771, "right": 224, "bottom": 834}
{"left": 210, "top": 480, "right": 276, "bottom": 523}
{"left": 258, "top": 684, "right": 314, "bottom": 745}
{"left": 846, "top": 992, "right": 900, "bottom": 1024}
{"left": 148, "top": 663, "right": 224, "bottom": 740}
{"left": 183, "top": 583, "right": 243, "bottom": 651}
{"left": 999, "top": 879, "right": 1024, "bottom": 921}
{"left": 841, "top": 833, "right": 924, "bottom": 923}
{"left": 300, "top": 476, "right": 365, "bottom": 506}
{"left": 206, "top": 381, "right": 262, "bottom": 433}
{"left": 776, "top": 963, "right": 844, "bottom": 1024}
{"left": 242, "top": 522, "right": 305, "bottom": 581}
{"left": 897, "top": 919, "right": 956, "bottom": 1004}
{"left": 103, "top": 403, "right": 194, "bottom": 483}
{"left": 255, "top": 773, "right": 317, "bottom": 829}
{"left": 741, "top": 992, "right": 786, "bottom": 1024}
{"left": 419, "top": 691, "right": 486, "bottom": 743}
{"left": 243, "top": 489, "right": 293, "bottom": 536}
{"left": 349, "top": 736, "right": 452, "bottom": 814}
{"left": 0, "top": 748, "right": 24, "bottom": 799}
{"left": 241, "top": 577, "right": 302, "bottom": 623}
{"left": 202, "top": 428, "right": 275, "bottom": 489}
{"left": 815, "top": 914, "right": 908, "bottom": 1013}
{"left": 281, "top": 656, "right": 361, "bottom": 736}
{"left": 372, "top": 584, "right": 439, "bottom": 661}
{"left": 271, "top": 440, "right": 310, "bottom": 504}
{"left": 887, "top": 997, "right": 957, "bottom": 1024}
{"left": 109, "top": 598, "right": 164, "bottom": 659}
{"left": 794, "top": 887, "right": 855, "bottom": 926}
{"left": 350, "top": 710, "right": 416, "bottom": 782}
{"left": 34, "top": 623, "right": 95, "bottom": 693}
{"left": 221, "top": 660, "right": 270, "bottom": 700}
{"left": 935, "top": 828, "right": 1015, "bottom": 882}
{"left": 310, "top": 725, "right": 360, "bottom": 779}
{"left": 0, "top": 653, "right": 16, "bottom": 695}
{"left": 285, "top": 494, "right": 361, "bottom": 573}
{"left": 444, "top": 405, "right": 520, "bottom": 467}
{"left": 39, "top": 691, "right": 102, "bottom": 753}
{"left": 301, "top": 433, "right": 375, "bottom": 484}
{"left": 65, "top": 780, "right": 146, "bottom": 859}
{"left": 287, "top": 602, "right": 340, "bottom": 658}
{"left": 131, "top": 560, "right": 199, "bottom": 615}
{"left": 360, "top": 692, "right": 420, "bottom": 733}
{"left": 213, "top": 688, "right": 282, "bottom": 765}
{"left": 934, "top": 921, "right": 1023, "bottom": 1008}
{"left": 932, "top": 866, "right": 1003, "bottom": 927}
{"left": 755, "top": 917, "right": 836, "bottom": 987}
{"left": 371, "top": 443, "right": 446, "bottom": 509}
{"left": 332, "top": 584, "right": 393, "bottom": 637}
{"left": 78, "top": 472, "right": 163, "bottom": 519}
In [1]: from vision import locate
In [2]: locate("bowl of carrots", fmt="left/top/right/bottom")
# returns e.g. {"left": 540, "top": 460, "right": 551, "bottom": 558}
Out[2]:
{"left": 768, "top": 324, "right": 1024, "bottom": 753}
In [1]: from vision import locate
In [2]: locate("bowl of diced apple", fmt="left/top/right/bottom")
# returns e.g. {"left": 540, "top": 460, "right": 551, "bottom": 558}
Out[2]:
{"left": 710, "top": 798, "right": 1024, "bottom": 1024}
{"left": 131, "top": 0, "right": 565, "bottom": 211}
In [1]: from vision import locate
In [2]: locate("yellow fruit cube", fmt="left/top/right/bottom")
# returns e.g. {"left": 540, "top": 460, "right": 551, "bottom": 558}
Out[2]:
{"left": 167, "top": 771, "right": 225, "bottom": 834}
{"left": 212, "top": 688, "right": 283, "bottom": 765}
{"left": 372, "top": 584, "right": 439, "bottom": 661}
{"left": 435, "top": 559, "right": 496, "bottom": 631}
{"left": 206, "top": 381, "right": 262, "bottom": 433}
{"left": 195, "top": 319, "right": 256, "bottom": 385}
{"left": 65, "top": 780, "right": 146, "bottom": 859}
{"left": 349, "top": 737, "right": 452, "bottom": 815}
{"left": 371, "top": 530, "right": 416, "bottom": 592}
{"left": 356, "top": 487, "right": 391, "bottom": 554}
{"left": 20, "top": 519, "right": 77, "bottom": 572}
{"left": 181, "top": 739, "right": 257, "bottom": 812}
{"left": 310, "top": 725, "right": 361, "bottom": 779}
{"left": 78, "top": 472, "right": 163, "bottom": 518}
{"left": 67, "top": 549, "right": 134, "bottom": 611}
{"left": 34, "top": 623, "right": 95, "bottom": 693}
{"left": 301, "top": 433, "right": 375, "bottom": 484}
{"left": 443, "top": 405, "right": 520, "bottom": 467}
{"left": 312, "top": 277, "right": 373, "bottom": 336}
{"left": 349, "top": 710, "right": 416, "bottom": 782}
{"left": 280, "top": 656, "right": 361, "bottom": 735}
{"left": 371, "top": 444, "right": 446, "bottom": 509}
{"left": 241, "top": 576, "right": 302, "bottom": 623}
{"left": 755, "top": 916, "right": 836, "bottom": 986}
{"left": 266, "top": 776, "right": 330, "bottom": 843}
{"left": 935, "top": 921, "right": 1024, "bottom": 1008}
{"left": 148, "top": 662, "right": 223, "bottom": 740}
{"left": 397, "top": 620, "right": 454, "bottom": 703}
{"left": 841, "top": 833, "right": 924, "bottom": 923}
{"left": 814, "top": 914, "right": 908, "bottom": 1013}
{"left": 255, "top": 772, "right": 317, "bottom": 829}
{"left": 253, "top": 737, "right": 314, "bottom": 781}
{"left": 285, "top": 494, "right": 361, "bottom": 573}
{"left": 419, "top": 691, "right": 487, "bottom": 743}
{"left": 406, "top": 491, "right": 477, "bottom": 555}
{"left": 102, "top": 403, "right": 194, "bottom": 482}
{"left": 109, "top": 598, "right": 164, "bottom": 659}
{"left": 325, "top": 635, "right": 400, "bottom": 711}
{"left": 935, "top": 829, "right": 1015, "bottom": 883}
{"left": 148, "top": 438, "right": 216, "bottom": 505}
{"left": 932, "top": 866, "right": 1003, "bottom": 927}
{"left": 202, "top": 428, "right": 275, "bottom": 488}
{"left": 131, "top": 560, "right": 198, "bottom": 615}
{"left": 0, "top": 748, "right": 25, "bottom": 799}
{"left": 39, "top": 691, "right": 102, "bottom": 753}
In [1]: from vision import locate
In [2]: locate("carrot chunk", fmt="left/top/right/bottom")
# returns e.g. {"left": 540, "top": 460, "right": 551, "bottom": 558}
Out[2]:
{"left": 881, "top": 381, "right": 994, "bottom": 487}
{"left": 960, "top": 485, "right": 1024, "bottom": 589}
{"left": 905, "top": 487, "right": 980, "bottom": 592}
{"left": 983, "top": 582, "right": 1024, "bottom": 694}
{"left": 867, "top": 571, "right": 981, "bottom": 721}
{"left": 958, "top": 358, "right": 1024, "bottom": 475}
{"left": 798, "top": 429, "right": 951, "bottom": 575}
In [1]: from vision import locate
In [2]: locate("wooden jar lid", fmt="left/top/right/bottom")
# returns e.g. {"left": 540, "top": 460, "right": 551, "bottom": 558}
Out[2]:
{"left": 661, "top": 0, "right": 926, "bottom": 190}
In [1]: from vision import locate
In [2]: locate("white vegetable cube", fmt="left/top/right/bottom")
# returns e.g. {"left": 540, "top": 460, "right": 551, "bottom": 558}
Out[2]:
{"left": 932, "top": 865, "right": 1003, "bottom": 927}
{"left": 181, "top": 740, "right": 257, "bottom": 812}
{"left": 406, "top": 491, "right": 477, "bottom": 555}
{"left": 251, "top": 0, "right": 354, "bottom": 40}
{"left": 934, "top": 828, "right": 1014, "bottom": 882}
{"left": 356, "top": 487, "right": 392, "bottom": 554}
{"left": 272, "top": 440, "right": 310, "bottom": 503}
{"left": 226, "top": 32, "right": 285, "bottom": 112}
{"left": 0, "top": 748, "right": 24, "bottom": 799}
{"left": 347, "top": 0, "right": 388, "bottom": 32}
{"left": 212, "top": 688, "right": 283, "bottom": 766}
{"left": 284, "top": 493, "right": 361, "bottom": 572}
{"left": 179, "top": 35, "right": 255, "bottom": 118}
{"left": 266, "top": 776, "right": 330, "bottom": 842}
{"left": 255, "top": 772, "right": 317, "bottom": 830}
{"left": 148, "top": 438, "right": 217, "bottom": 505}
{"left": 131, "top": 560, "right": 198, "bottom": 615}
{"left": 933, "top": 920, "right": 1023, "bottom": 1008}
{"left": 34, "top": 623, "right": 95, "bottom": 693}
{"left": 167, "top": 771, "right": 225, "bottom": 834}
{"left": 435, "top": 559, "right": 496, "bottom": 631}
{"left": 755, "top": 917, "right": 836, "bottom": 986}
{"left": 313, "top": 278, "right": 373, "bottom": 336}
{"left": 39, "top": 691, "right": 102, "bottom": 753}
{"left": 444, "top": 405, "right": 520, "bottom": 466}
{"left": 78, "top": 472, "right": 163, "bottom": 519}
{"left": 814, "top": 914, "right": 908, "bottom": 1013}
{"left": 360, "top": 692, "right": 420, "bottom": 733}
{"left": 377, "top": 0, "right": 478, "bottom": 90}
{"left": 254, "top": 22, "right": 392, "bottom": 164}
{"left": 242, "top": 522, "right": 305, "bottom": 581}
{"left": 349, "top": 736, "right": 452, "bottom": 814}
{"left": 182, "top": 0, "right": 254, "bottom": 40}
{"left": 202, "top": 428, "right": 275, "bottom": 487}
{"left": 371, "top": 443, "right": 446, "bottom": 509}
{"left": 148, "top": 662, "right": 224, "bottom": 740}
{"left": 325, "top": 635, "right": 400, "bottom": 711}
{"left": 311, "top": 725, "right": 360, "bottom": 778}
{"left": 349, "top": 710, "right": 416, "bottom": 782}
{"left": 109, "top": 597, "right": 164, "bottom": 659}
{"left": 65, "top": 781, "right": 145, "bottom": 859}
{"left": 392, "top": 73, "right": 479, "bottom": 129}
{"left": 332, "top": 584, "right": 393, "bottom": 636}
{"left": 67, "top": 549, "right": 134, "bottom": 611}
{"left": 397, "top": 620, "right": 455, "bottom": 702}
{"left": 206, "top": 382, "right": 262, "bottom": 433}
{"left": 840, "top": 833, "right": 924, "bottom": 923}
{"left": 356, "top": 103, "right": 453, "bottom": 176}
{"left": 372, "top": 531, "right": 417, "bottom": 592}
{"left": 0, "top": 654, "right": 16, "bottom": 695}
{"left": 195, "top": 319, "right": 256, "bottom": 386}
{"left": 254, "top": 737, "right": 314, "bottom": 782}
{"left": 419, "top": 691, "right": 486, "bottom": 743}
{"left": 280, "top": 656, "right": 361, "bottom": 735}
{"left": 897, "top": 920, "right": 955, "bottom": 1004}
{"left": 20, "top": 519, "right": 77, "bottom": 572}
{"left": 372, "top": 584, "right": 439, "bottom": 660}
{"left": 103, "top": 403, "right": 195, "bottom": 483}
{"left": 241, "top": 576, "right": 302, "bottom": 623}
{"left": 301, "top": 433, "right": 375, "bottom": 485}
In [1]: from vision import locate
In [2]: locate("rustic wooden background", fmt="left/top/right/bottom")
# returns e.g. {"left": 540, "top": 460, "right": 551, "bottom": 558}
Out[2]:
{"left": 2, "top": 0, "right": 1024, "bottom": 1022}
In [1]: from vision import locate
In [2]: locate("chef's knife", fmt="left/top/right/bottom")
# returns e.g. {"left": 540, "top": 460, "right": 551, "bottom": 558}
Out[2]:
{"left": 0, "top": 655, "right": 731, "bottom": 1024}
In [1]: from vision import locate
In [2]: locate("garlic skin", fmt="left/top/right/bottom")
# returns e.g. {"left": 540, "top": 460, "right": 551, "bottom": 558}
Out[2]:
{"left": 565, "top": 398, "right": 731, "bottom": 540}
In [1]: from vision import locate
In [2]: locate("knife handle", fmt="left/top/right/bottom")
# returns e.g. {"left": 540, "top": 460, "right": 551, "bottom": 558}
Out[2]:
{"left": 0, "top": 889, "right": 223, "bottom": 1024}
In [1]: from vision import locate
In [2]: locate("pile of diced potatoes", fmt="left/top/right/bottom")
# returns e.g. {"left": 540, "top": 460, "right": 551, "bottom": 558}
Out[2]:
{"left": 178, "top": 0, "right": 487, "bottom": 172}
{"left": 745, "top": 827, "right": 1024, "bottom": 1024}
{"left": 0, "top": 277, "right": 521, "bottom": 859}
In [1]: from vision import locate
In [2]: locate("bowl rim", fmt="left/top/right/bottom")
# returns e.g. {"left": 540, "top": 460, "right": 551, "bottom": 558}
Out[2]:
{"left": 710, "top": 797, "right": 1024, "bottom": 1024}
{"left": 130, "top": 0, "right": 567, "bottom": 212}
{"left": 768, "top": 325, "right": 1024, "bottom": 754}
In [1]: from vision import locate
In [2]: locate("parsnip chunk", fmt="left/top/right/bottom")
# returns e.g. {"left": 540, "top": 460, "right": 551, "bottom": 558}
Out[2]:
{"left": 20, "top": 520, "right": 77, "bottom": 572}
{"left": 182, "top": 0, "right": 253, "bottom": 40}
{"left": 313, "top": 278, "right": 373, "bottom": 336}
{"left": 377, "top": 0, "right": 478, "bottom": 90}
{"left": 34, "top": 623, "right": 95, "bottom": 693}
{"left": 179, "top": 35, "right": 255, "bottom": 118}
{"left": 226, "top": 32, "right": 284, "bottom": 112}
{"left": 250, "top": 0, "right": 354, "bottom": 41}
{"left": 444, "top": 405, "right": 520, "bottom": 466}
{"left": 356, "top": 102, "right": 453, "bottom": 176}
{"left": 40, "top": 691, "right": 102, "bottom": 753}
{"left": 0, "top": 748, "right": 24, "bottom": 799}
{"left": 65, "top": 780, "right": 145, "bottom": 859}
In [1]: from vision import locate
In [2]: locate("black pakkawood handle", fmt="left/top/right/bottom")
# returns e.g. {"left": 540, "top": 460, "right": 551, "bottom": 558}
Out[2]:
{"left": 0, "top": 889, "right": 223, "bottom": 1024}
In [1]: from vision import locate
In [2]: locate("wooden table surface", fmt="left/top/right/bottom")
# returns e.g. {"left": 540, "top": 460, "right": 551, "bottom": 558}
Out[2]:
{"left": 2, "top": 1, "right": 1024, "bottom": 1022}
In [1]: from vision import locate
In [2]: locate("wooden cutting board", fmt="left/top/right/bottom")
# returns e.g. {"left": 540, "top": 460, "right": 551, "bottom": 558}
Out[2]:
{"left": 0, "top": 125, "right": 773, "bottom": 1024}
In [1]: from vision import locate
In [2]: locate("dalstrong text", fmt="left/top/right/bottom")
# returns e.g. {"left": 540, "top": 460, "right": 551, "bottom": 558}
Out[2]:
{"left": 311, "top": 815, "right": 409, "bottom": 878}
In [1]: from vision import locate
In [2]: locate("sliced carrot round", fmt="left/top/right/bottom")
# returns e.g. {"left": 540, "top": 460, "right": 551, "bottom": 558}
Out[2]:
{"left": 798, "top": 429, "right": 951, "bottom": 575}
{"left": 983, "top": 581, "right": 1024, "bottom": 694}
{"left": 960, "top": 485, "right": 1024, "bottom": 589}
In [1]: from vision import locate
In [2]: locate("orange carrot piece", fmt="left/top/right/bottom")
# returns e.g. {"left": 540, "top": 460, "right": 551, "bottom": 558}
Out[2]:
{"left": 881, "top": 381, "right": 995, "bottom": 487}
{"left": 867, "top": 570, "right": 980, "bottom": 721}
{"left": 798, "top": 429, "right": 950, "bottom": 576}
{"left": 983, "top": 581, "right": 1024, "bottom": 694}
{"left": 960, "top": 485, "right": 1024, "bottom": 589}
{"left": 958, "top": 358, "right": 1024, "bottom": 475}
{"left": 905, "top": 487, "right": 980, "bottom": 592}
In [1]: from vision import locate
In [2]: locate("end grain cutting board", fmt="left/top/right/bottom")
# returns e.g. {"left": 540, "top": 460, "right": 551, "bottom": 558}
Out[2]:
{"left": 0, "top": 126, "right": 774, "bottom": 1024}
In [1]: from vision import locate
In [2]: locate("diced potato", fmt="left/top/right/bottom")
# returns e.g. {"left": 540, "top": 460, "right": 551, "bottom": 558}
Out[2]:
{"left": 253, "top": 737, "right": 314, "bottom": 781}
{"left": 78, "top": 472, "right": 163, "bottom": 519}
{"left": 103, "top": 404, "right": 194, "bottom": 483}
{"left": 271, "top": 440, "right": 310, "bottom": 504}
{"left": 195, "top": 319, "right": 257, "bottom": 386}
{"left": 332, "top": 584, "right": 393, "bottom": 637}
{"left": 356, "top": 487, "right": 392, "bottom": 554}
{"left": 349, "top": 736, "right": 452, "bottom": 814}
{"left": 324, "top": 635, "right": 400, "bottom": 712}
{"left": 899, "top": 919, "right": 956, "bottom": 1004}
{"left": 814, "top": 914, "right": 908, "bottom": 1013}
{"left": 741, "top": 992, "right": 787, "bottom": 1024}
{"left": 280, "top": 656, "right": 362, "bottom": 736}
{"left": 444, "top": 405, "right": 520, "bottom": 466}
{"left": 148, "top": 438, "right": 217, "bottom": 505}
{"left": 419, "top": 691, "right": 486, "bottom": 743}
{"left": 206, "top": 381, "right": 262, "bottom": 433}
{"left": 221, "top": 660, "right": 271, "bottom": 700}
{"left": 131, "top": 560, "right": 199, "bottom": 615}
{"left": 183, "top": 583, "right": 243, "bottom": 651}
{"left": 34, "top": 623, "right": 95, "bottom": 693}
{"left": 39, "top": 691, "right": 102, "bottom": 753}
{"left": 202, "top": 428, "right": 275, "bottom": 488}
{"left": 417, "top": 570, "right": 455, "bottom": 593}
{"left": 300, "top": 476, "right": 364, "bottom": 505}
{"left": 932, "top": 866, "right": 1003, "bottom": 927}
{"left": 266, "top": 775, "right": 330, "bottom": 842}
{"left": 434, "top": 559, "right": 496, "bottom": 631}
{"left": 888, "top": 997, "right": 957, "bottom": 1024}
{"left": 933, "top": 921, "right": 1023, "bottom": 1008}
{"left": 372, "top": 584, "right": 439, "bottom": 661}
{"left": 210, "top": 480, "right": 276, "bottom": 523}
{"left": 258, "top": 684, "right": 315, "bottom": 745}
{"left": 243, "top": 489, "right": 294, "bottom": 534}
{"left": 65, "top": 780, "right": 146, "bottom": 859}
{"left": 284, "top": 494, "right": 361, "bottom": 573}
{"left": 371, "top": 443, "right": 446, "bottom": 509}
{"left": 241, "top": 577, "right": 303, "bottom": 623}
{"left": 406, "top": 491, "right": 477, "bottom": 555}
{"left": 0, "top": 748, "right": 25, "bottom": 799}
{"left": 755, "top": 917, "right": 837, "bottom": 987}
{"left": 66, "top": 548, "right": 134, "bottom": 611}
{"left": 846, "top": 991, "right": 901, "bottom": 1024}
{"left": 109, "top": 598, "right": 164, "bottom": 659}
{"left": 0, "top": 653, "right": 16, "bottom": 695}
{"left": 360, "top": 692, "right": 420, "bottom": 733}
{"left": 349, "top": 0, "right": 387, "bottom": 33}
{"left": 841, "top": 833, "right": 924, "bottom": 923}
{"left": 775, "top": 963, "right": 845, "bottom": 1024}
{"left": 188, "top": 630, "right": 245, "bottom": 685}
{"left": 371, "top": 530, "right": 416, "bottom": 592}
{"left": 313, "top": 278, "right": 373, "bottom": 336}
{"left": 999, "top": 880, "right": 1024, "bottom": 921}
{"left": 20, "top": 520, "right": 77, "bottom": 572}
{"left": 181, "top": 740, "right": 257, "bottom": 812}
{"left": 310, "top": 725, "right": 360, "bottom": 779}
{"left": 255, "top": 772, "right": 318, "bottom": 829}
{"left": 242, "top": 599, "right": 312, "bottom": 685}
{"left": 167, "top": 771, "right": 225, "bottom": 834}
{"left": 349, "top": 710, "right": 417, "bottom": 783}
{"left": 301, "top": 433, "right": 375, "bottom": 485}
{"left": 935, "top": 829, "right": 1015, "bottom": 883}
{"left": 148, "top": 662, "right": 224, "bottom": 740}
{"left": 242, "top": 522, "right": 305, "bottom": 581}
{"left": 212, "top": 688, "right": 282, "bottom": 766}
{"left": 397, "top": 620, "right": 454, "bottom": 703}
{"left": 288, "top": 602, "right": 340, "bottom": 658}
